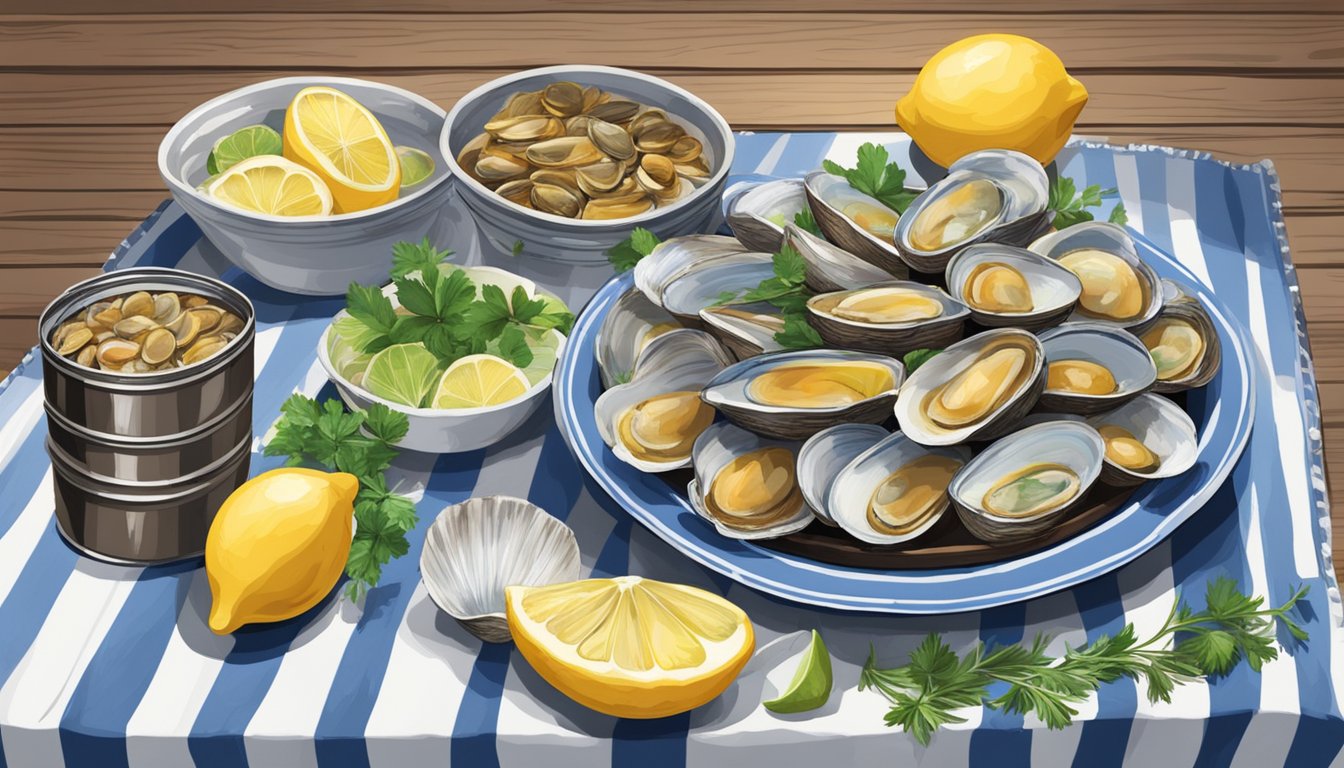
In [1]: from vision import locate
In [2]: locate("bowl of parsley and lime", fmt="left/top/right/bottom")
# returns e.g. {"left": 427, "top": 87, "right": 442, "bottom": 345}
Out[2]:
{"left": 317, "top": 239, "right": 573, "bottom": 453}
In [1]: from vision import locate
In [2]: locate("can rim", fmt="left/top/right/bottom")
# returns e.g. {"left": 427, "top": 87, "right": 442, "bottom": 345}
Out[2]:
{"left": 46, "top": 434, "right": 251, "bottom": 502}
{"left": 45, "top": 429, "right": 253, "bottom": 489}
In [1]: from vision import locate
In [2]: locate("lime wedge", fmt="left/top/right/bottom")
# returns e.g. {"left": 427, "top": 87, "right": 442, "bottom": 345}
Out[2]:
{"left": 396, "top": 146, "right": 436, "bottom": 188}
{"left": 363, "top": 343, "right": 440, "bottom": 407}
{"left": 763, "top": 629, "right": 832, "bottom": 714}
{"left": 207, "top": 124, "right": 282, "bottom": 175}
{"left": 519, "top": 329, "right": 562, "bottom": 386}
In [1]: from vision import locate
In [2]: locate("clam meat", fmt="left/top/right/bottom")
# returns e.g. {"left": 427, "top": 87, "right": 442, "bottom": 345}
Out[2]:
{"left": 1085, "top": 393, "right": 1198, "bottom": 486}
{"left": 825, "top": 431, "right": 971, "bottom": 545}
{"left": 688, "top": 422, "right": 814, "bottom": 540}
{"left": 1046, "top": 359, "right": 1117, "bottom": 395}
{"left": 50, "top": 288, "right": 243, "bottom": 373}
{"left": 1029, "top": 222, "right": 1162, "bottom": 332}
{"left": 804, "top": 281, "right": 968, "bottom": 357}
{"left": 944, "top": 243, "right": 1081, "bottom": 331}
{"left": 981, "top": 462, "right": 1081, "bottom": 519}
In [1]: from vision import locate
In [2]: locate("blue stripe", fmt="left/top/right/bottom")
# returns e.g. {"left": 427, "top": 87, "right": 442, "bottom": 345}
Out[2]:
{"left": 450, "top": 642, "right": 511, "bottom": 768}
{"left": 0, "top": 371, "right": 41, "bottom": 432}
{"left": 0, "top": 427, "right": 51, "bottom": 538}
{"left": 527, "top": 421, "right": 586, "bottom": 524}
{"left": 120, "top": 208, "right": 202, "bottom": 270}
{"left": 1285, "top": 715, "right": 1344, "bottom": 767}
{"left": 610, "top": 714, "right": 691, "bottom": 768}
{"left": 969, "top": 602, "right": 1030, "bottom": 762}
{"left": 727, "top": 133, "right": 782, "bottom": 180}
{"left": 1072, "top": 576, "right": 1134, "bottom": 768}
{"left": 0, "top": 524, "right": 79, "bottom": 691}
{"left": 314, "top": 449, "right": 487, "bottom": 768}
{"left": 767, "top": 133, "right": 835, "bottom": 178}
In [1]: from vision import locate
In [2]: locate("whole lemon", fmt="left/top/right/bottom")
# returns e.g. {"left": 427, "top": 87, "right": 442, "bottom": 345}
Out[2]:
{"left": 896, "top": 34, "right": 1088, "bottom": 168}
{"left": 205, "top": 468, "right": 358, "bottom": 634}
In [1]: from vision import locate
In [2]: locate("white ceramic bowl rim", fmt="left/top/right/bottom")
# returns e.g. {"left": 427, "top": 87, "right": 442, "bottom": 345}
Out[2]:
{"left": 440, "top": 64, "right": 736, "bottom": 229}
{"left": 158, "top": 76, "right": 452, "bottom": 226}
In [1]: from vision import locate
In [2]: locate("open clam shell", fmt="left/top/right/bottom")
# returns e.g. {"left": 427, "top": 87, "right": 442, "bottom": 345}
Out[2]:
{"left": 894, "top": 150, "right": 1051, "bottom": 273}
{"left": 701, "top": 348, "right": 906, "bottom": 440}
{"left": 804, "top": 171, "right": 910, "bottom": 278}
{"left": 659, "top": 251, "right": 775, "bottom": 322}
{"left": 944, "top": 243, "right": 1082, "bottom": 331}
{"left": 949, "top": 420, "right": 1104, "bottom": 544}
{"left": 805, "top": 280, "right": 969, "bottom": 357}
{"left": 1144, "top": 279, "right": 1221, "bottom": 393}
{"left": 796, "top": 423, "right": 889, "bottom": 525}
{"left": 594, "top": 288, "right": 681, "bottom": 389}
{"left": 894, "top": 327, "right": 1046, "bottom": 446}
{"left": 827, "top": 431, "right": 973, "bottom": 545}
{"left": 687, "top": 421, "right": 815, "bottom": 540}
{"left": 594, "top": 329, "right": 734, "bottom": 472}
{"left": 783, "top": 223, "right": 901, "bottom": 294}
{"left": 1029, "top": 222, "right": 1163, "bottom": 335}
{"left": 1086, "top": 393, "right": 1198, "bottom": 487}
{"left": 726, "top": 179, "right": 808, "bottom": 253}
{"left": 420, "top": 495, "right": 581, "bottom": 644}
{"left": 698, "top": 302, "right": 785, "bottom": 360}
{"left": 632, "top": 234, "right": 749, "bottom": 308}
{"left": 1037, "top": 322, "right": 1156, "bottom": 415}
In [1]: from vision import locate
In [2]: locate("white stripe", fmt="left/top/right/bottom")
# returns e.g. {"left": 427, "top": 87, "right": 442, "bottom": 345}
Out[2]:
{"left": 1021, "top": 593, "right": 1088, "bottom": 766}
{"left": 0, "top": 560, "right": 140, "bottom": 765}
{"left": 0, "top": 389, "right": 44, "bottom": 472}
{"left": 753, "top": 134, "right": 791, "bottom": 176}
{"left": 1165, "top": 161, "right": 1213, "bottom": 288}
{"left": 1113, "top": 154, "right": 1146, "bottom": 235}
{"left": 0, "top": 470, "right": 56, "bottom": 605}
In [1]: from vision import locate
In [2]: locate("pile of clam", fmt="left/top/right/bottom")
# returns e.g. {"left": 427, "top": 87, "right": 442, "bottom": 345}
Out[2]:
{"left": 457, "top": 82, "right": 712, "bottom": 220}
{"left": 49, "top": 290, "right": 245, "bottom": 374}
{"left": 594, "top": 149, "right": 1220, "bottom": 548}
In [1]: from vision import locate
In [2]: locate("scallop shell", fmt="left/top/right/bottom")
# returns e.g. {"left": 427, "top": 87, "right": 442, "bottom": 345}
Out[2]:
{"left": 894, "top": 150, "right": 1051, "bottom": 273}
{"left": 944, "top": 243, "right": 1082, "bottom": 331}
{"left": 1029, "top": 222, "right": 1163, "bottom": 334}
{"left": 1036, "top": 322, "right": 1156, "bottom": 414}
{"left": 701, "top": 348, "right": 906, "bottom": 440}
{"left": 420, "top": 495, "right": 581, "bottom": 643}
{"left": 687, "top": 421, "right": 815, "bottom": 540}
{"left": 827, "top": 431, "right": 973, "bottom": 545}
{"left": 804, "top": 280, "right": 969, "bottom": 357}
{"left": 796, "top": 423, "right": 889, "bottom": 525}
{"left": 725, "top": 179, "right": 808, "bottom": 253}
{"left": 804, "top": 170, "right": 910, "bottom": 278}
{"left": 894, "top": 328, "right": 1046, "bottom": 446}
{"left": 948, "top": 420, "right": 1104, "bottom": 544}
{"left": 782, "top": 222, "right": 898, "bottom": 294}
{"left": 1087, "top": 393, "right": 1198, "bottom": 486}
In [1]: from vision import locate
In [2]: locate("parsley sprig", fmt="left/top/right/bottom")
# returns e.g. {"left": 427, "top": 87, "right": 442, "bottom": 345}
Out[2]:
{"left": 1049, "top": 177, "right": 1129, "bottom": 229}
{"left": 607, "top": 227, "right": 663, "bottom": 272}
{"left": 714, "top": 245, "right": 822, "bottom": 350}
{"left": 792, "top": 208, "right": 823, "bottom": 237}
{"left": 859, "top": 578, "right": 1308, "bottom": 745}
{"left": 263, "top": 396, "right": 415, "bottom": 600}
{"left": 822, "top": 142, "right": 918, "bottom": 214}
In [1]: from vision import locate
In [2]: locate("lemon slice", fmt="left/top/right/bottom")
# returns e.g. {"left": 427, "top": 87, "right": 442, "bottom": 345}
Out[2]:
{"left": 283, "top": 86, "right": 400, "bottom": 213}
{"left": 205, "top": 155, "right": 333, "bottom": 217}
{"left": 506, "top": 576, "right": 755, "bottom": 718}
{"left": 432, "top": 354, "right": 530, "bottom": 409}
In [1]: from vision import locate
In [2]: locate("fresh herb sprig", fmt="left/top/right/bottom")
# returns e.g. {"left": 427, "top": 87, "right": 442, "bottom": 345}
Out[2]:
{"left": 822, "top": 142, "right": 918, "bottom": 214}
{"left": 793, "top": 208, "right": 823, "bottom": 237}
{"left": 903, "top": 348, "right": 940, "bottom": 372}
{"left": 264, "top": 396, "right": 415, "bottom": 600}
{"left": 1049, "top": 177, "right": 1128, "bottom": 229}
{"left": 607, "top": 227, "right": 663, "bottom": 272}
{"left": 714, "top": 244, "right": 822, "bottom": 350}
{"left": 859, "top": 578, "right": 1308, "bottom": 745}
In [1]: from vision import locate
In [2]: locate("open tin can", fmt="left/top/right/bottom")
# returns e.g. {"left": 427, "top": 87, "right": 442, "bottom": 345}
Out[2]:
{"left": 38, "top": 267, "right": 255, "bottom": 563}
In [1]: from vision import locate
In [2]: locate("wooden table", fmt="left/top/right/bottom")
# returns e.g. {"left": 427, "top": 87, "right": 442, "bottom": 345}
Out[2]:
{"left": 2, "top": 1, "right": 1340, "bottom": 576}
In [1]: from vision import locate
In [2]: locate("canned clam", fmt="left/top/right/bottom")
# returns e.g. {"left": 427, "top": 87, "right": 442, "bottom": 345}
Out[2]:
{"left": 39, "top": 267, "right": 256, "bottom": 563}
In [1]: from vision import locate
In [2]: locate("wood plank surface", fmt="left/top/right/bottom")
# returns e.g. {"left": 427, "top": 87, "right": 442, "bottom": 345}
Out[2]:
{"left": 6, "top": 1, "right": 1342, "bottom": 13}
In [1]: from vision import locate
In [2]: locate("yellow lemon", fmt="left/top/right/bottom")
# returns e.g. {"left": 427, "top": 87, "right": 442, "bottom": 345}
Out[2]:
{"left": 506, "top": 576, "right": 754, "bottom": 719}
{"left": 896, "top": 34, "right": 1088, "bottom": 168}
{"left": 431, "top": 354, "right": 530, "bottom": 409}
{"left": 283, "top": 86, "right": 400, "bottom": 213}
{"left": 205, "top": 155, "right": 333, "bottom": 217}
{"left": 205, "top": 468, "right": 358, "bottom": 634}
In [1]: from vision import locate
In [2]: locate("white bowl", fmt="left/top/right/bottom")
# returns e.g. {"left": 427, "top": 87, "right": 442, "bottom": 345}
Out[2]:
{"left": 440, "top": 65, "right": 736, "bottom": 263}
{"left": 158, "top": 76, "right": 455, "bottom": 295}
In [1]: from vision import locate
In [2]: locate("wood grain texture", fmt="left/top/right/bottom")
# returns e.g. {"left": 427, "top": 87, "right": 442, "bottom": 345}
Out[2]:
{"left": 2, "top": 14, "right": 1342, "bottom": 71}
{"left": 6, "top": 1, "right": 1343, "bottom": 13}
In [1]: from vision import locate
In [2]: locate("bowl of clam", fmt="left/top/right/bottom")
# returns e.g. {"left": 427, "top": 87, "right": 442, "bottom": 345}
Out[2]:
{"left": 440, "top": 65, "right": 734, "bottom": 262}
{"left": 582, "top": 148, "right": 1223, "bottom": 568}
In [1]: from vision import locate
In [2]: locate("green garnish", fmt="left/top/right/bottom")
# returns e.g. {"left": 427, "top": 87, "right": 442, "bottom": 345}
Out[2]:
{"left": 607, "top": 227, "right": 662, "bottom": 272}
{"left": 710, "top": 244, "right": 820, "bottom": 350}
{"left": 903, "top": 348, "right": 940, "bottom": 372}
{"left": 264, "top": 396, "right": 414, "bottom": 600}
{"left": 859, "top": 578, "right": 1309, "bottom": 745}
{"left": 775, "top": 313, "right": 823, "bottom": 350}
{"left": 763, "top": 629, "right": 834, "bottom": 714}
{"left": 1049, "top": 176, "right": 1125, "bottom": 229}
{"left": 206, "top": 124, "right": 282, "bottom": 175}
{"left": 511, "top": 239, "right": 525, "bottom": 257}
{"left": 822, "top": 142, "right": 917, "bottom": 214}
{"left": 391, "top": 237, "right": 454, "bottom": 280}
{"left": 793, "top": 208, "right": 823, "bottom": 237}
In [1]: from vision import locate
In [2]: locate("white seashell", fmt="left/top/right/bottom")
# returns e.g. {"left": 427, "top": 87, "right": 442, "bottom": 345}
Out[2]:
{"left": 796, "top": 423, "right": 889, "bottom": 524}
{"left": 944, "top": 243, "right": 1082, "bottom": 331}
{"left": 420, "top": 495, "right": 581, "bottom": 643}
{"left": 725, "top": 178, "right": 808, "bottom": 253}
{"left": 632, "top": 234, "right": 749, "bottom": 308}
{"left": 1086, "top": 393, "right": 1198, "bottom": 486}
{"left": 1036, "top": 322, "right": 1156, "bottom": 415}
{"left": 1028, "top": 221, "right": 1163, "bottom": 334}
{"left": 828, "top": 431, "right": 973, "bottom": 545}
{"left": 594, "top": 288, "right": 680, "bottom": 390}
{"left": 687, "top": 421, "right": 815, "bottom": 540}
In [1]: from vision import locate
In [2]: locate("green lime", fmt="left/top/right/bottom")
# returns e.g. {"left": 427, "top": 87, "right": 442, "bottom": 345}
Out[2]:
{"left": 396, "top": 146, "right": 436, "bottom": 189}
{"left": 206, "top": 125, "right": 283, "bottom": 175}
{"left": 362, "top": 343, "right": 440, "bottom": 408}
{"left": 763, "top": 629, "right": 832, "bottom": 714}
{"left": 520, "top": 328, "right": 562, "bottom": 386}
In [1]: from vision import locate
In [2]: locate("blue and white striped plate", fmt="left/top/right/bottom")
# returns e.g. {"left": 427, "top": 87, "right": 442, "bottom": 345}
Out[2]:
{"left": 555, "top": 219, "right": 1255, "bottom": 615}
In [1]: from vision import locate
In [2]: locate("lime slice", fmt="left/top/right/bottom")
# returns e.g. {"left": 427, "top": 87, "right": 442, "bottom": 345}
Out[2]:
{"left": 363, "top": 343, "right": 440, "bottom": 407}
{"left": 431, "top": 354, "right": 530, "bottom": 409}
{"left": 328, "top": 332, "right": 373, "bottom": 381}
{"left": 396, "top": 146, "right": 436, "bottom": 188}
{"left": 762, "top": 629, "right": 832, "bottom": 714}
{"left": 519, "top": 329, "right": 562, "bottom": 386}
{"left": 207, "top": 124, "right": 282, "bottom": 175}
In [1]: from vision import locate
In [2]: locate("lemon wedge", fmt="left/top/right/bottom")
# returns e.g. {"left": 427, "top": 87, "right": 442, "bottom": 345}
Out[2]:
{"left": 432, "top": 354, "right": 530, "bottom": 409}
{"left": 205, "top": 155, "right": 333, "bottom": 217}
{"left": 506, "top": 576, "right": 755, "bottom": 718}
{"left": 283, "top": 86, "right": 400, "bottom": 213}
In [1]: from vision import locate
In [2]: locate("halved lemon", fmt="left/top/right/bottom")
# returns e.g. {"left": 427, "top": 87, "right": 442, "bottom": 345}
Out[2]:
{"left": 506, "top": 576, "right": 755, "bottom": 719}
{"left": 205, "top": 155, "right": 333, "bottom": 217}
{"left": 431, "top": 354, "right": 530, "bottom": 409}
{"left": 283, "top": 86, "right": 400, "bottom": 213}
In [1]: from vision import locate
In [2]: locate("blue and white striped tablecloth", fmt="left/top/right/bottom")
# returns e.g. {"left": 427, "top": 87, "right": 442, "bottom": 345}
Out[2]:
{"left": 0, "top": 132, "right": 1341, "bottom": 767}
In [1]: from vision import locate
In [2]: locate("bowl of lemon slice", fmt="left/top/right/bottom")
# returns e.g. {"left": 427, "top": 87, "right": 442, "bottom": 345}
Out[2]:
{"left": 158, "top": 77, "right": 454, "bottom": 295}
